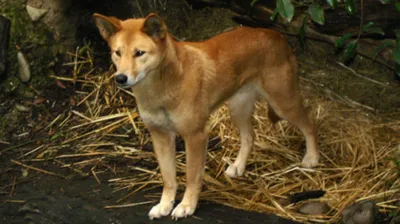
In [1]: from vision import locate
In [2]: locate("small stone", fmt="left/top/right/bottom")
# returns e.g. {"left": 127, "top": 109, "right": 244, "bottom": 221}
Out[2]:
{"left": 298, "top": 202, "right": 330, "bottom": 215}
{"left": 15, "top": 103, "right": 31, "bottom": 112}
{"left": 277, "top": 197, "right": 292, "bottom": 207}
{"left": 26, "top": 5, "right": 48, "bottom": 22}
{"left": 341, "top": 200, "right": 377, "bottom": 224}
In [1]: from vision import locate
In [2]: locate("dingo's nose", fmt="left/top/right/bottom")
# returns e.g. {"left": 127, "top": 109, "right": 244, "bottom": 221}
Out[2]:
{"left": 115, "top": 74, "right": 128, "bottom": 85}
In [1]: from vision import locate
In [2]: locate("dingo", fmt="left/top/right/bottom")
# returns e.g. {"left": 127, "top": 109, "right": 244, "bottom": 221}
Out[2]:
{"left": 93, "top": 13, "right": 319, "bottom": 220}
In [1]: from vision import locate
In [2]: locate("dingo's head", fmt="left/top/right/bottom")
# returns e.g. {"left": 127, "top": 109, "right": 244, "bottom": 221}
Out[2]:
{"left": 93, "top": 13, "right": 168, "bottom": 88}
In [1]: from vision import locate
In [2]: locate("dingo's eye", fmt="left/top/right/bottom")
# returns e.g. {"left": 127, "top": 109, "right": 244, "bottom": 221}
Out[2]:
{"left": 134, "top": 51, "right": 145, "bottom": 57}
{"left": 114, "top": 50, "right": 121, "bottom": 57}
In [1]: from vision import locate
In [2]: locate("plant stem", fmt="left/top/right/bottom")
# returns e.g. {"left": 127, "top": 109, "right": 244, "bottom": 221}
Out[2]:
{"left": 356, "top": 0, "right": 364, "bottom": 41}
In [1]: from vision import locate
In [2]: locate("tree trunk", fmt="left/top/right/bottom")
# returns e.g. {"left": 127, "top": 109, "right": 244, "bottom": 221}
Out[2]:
{"left": 0, "top": 15, "right": 11, "bottom": 79}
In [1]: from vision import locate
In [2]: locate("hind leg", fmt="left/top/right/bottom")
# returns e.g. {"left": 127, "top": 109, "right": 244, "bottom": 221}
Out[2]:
{"left": 260, "top": 74, "right": 319, "bottom": 168}
{"left": 225, "top": 85, "right": 257, "bottom": 178}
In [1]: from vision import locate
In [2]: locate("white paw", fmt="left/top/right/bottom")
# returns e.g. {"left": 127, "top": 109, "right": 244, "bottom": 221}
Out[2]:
{"left": 171, "top": 203, "right": 196, "bottom": 220}
{"left": 301, "top": 153, "right": 319, "bottom": 168}
{"left": 225, "top": 163, "right": 245, "bottom": 178}
{"left": 148, "top": 202, "right": 174, "bottom": 220}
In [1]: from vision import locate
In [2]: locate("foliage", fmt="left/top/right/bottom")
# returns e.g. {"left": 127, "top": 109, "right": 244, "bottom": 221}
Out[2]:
{"left": 266, "top": 0, "right": 295, "bottom": 22}
{"left": 343, "top": 40, "right": 358, "bottom": 62}
{"left": 308, "top": 4, "right": 325, "bottom": 25}
{"left": 337, "top": 22, "right": 385, "bottom": 64}
{"left": 326, "top": 0, "right": 337, "bottom": 9}
{"left": 344, "top": 0, "right": 357, "bottom": 15}
{"left": 251, "top": 0, "right": 400, "bottom": 76}
{"left": 373, "top": 30, "right": 400, "bottom": 78}
{"left": 298, "top": 16, "right": 307, "bottom": 48}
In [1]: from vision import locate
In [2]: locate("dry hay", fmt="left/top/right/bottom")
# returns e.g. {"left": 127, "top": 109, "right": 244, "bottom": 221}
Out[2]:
{"left": 16, "top": 47, "right": 400, "bottom": 223}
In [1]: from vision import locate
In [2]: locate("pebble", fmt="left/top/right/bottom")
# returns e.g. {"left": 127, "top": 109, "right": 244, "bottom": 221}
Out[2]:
{"left": 26, "top": 5, "right": 48, "bottom": 22}
{"left": 298, "top": 201, "right": 330, "bottom": 215}
{"left": 15, "top": 103, "right": 31, "bottom": 112}
{"left": 341, "top": 200, "right": 376, "bottom": 224}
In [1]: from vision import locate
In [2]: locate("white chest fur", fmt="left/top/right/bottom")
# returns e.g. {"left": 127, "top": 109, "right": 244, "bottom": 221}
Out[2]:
{"left": 139, "top": 107, "right": 174, "bottom": 130}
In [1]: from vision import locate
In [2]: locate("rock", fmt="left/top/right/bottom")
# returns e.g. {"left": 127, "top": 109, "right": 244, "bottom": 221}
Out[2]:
{"left": 298, "top": 202, "right": 330, "bottom": 215}
{"left": 0, "top": 15, "right": 10, "bottom": 78}
{"left": 15, "top": 103, "right": 31, "bottom": 112}
{"left": 17, "top": 49, "right": 32, "bottom": 84}
{"left": 26, "top": 5, "right": 48, "bottom": 22}
{"left": 391, "top": 216, "right": 400, "bottom": 224}
{"left": 341, "top": 200, "right": 377, "bottom": 224}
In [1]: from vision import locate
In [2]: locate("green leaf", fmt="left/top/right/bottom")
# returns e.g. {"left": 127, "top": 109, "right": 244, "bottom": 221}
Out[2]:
{"left": 50, "top": 133, "right": 61, "bottom": 140}
{"left": 393, "top": 45, "right": 400, "bottom": 65}
{"left": 361, "top": 22, "right": 385, "bottom": 35}
{"left": 396, "top": 2, "right": 400, "bottom": 12}
{"left": 270, "top": 8, "right": 279, "bottom": 21}
{"left": 326, "top": 0, "right": 337, "bottom": 9}
{"left": 343, "top": 40, "right": 358, "bottom": 62}
{"left": 277, "top": 0, "right": 295, "bottom": 22}
{"left": 395, "top": 30, "right": 400, "bottom": 44}
{"left": 363, "top": 27, "right": 385, "bottom": 35}
{"left": 344, "top": 0, "right": 356, "bottom": 15}
{"left": 362, "top": 22, "right": 374, "bottom": 29}
{"left": 308, "top": 4, "right": 325, "bottom": 25}
{"left": 335, "top": 33, "right": 354, "bottom": 48}
{"left": 373, "top": 40, "right": 395, "bottom": 60}
{"left": 251, "top": 0, "right": 260, "bottom": 7}
{"left": 395, "top": 63, "right": 400, "bottom": 78}
{"left": 298, "top": 16, "right": 308, "bottom": 48}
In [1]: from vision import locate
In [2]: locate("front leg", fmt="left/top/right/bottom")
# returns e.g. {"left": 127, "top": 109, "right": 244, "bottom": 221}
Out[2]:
{"left": 171, "top": 131, "right": 208, "bottom": 219}
{"left": 147, "top": 127, "right": 177, "bottom": 220}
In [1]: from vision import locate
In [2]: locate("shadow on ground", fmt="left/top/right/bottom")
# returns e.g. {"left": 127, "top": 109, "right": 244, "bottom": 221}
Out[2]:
{"left": 1, "top": 170, "right": 300, "bottom": 224}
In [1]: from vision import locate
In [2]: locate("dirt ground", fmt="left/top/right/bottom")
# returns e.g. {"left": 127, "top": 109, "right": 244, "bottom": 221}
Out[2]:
{"left": 0, "top": 164, "right": 300, "bottom": 224}
{"left": 0, "top": 1, "right": 399, "bottom": 224}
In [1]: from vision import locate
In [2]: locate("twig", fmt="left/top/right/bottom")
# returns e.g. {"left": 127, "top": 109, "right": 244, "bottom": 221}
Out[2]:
{"left": 356, "top": 0, "right": 364, "bottom": 42}
{"left": 11, "top": 159, "right": 65, "bottom": 178}
{"left": 91, "top": 168, "right": 101, "bottom": 184}
{"left": 300, "top": 77, "right": 376, "bottom": 111}
{"left": 336, "top": 62, "right": 388, "bottom": 87}
{"left": 1, "top": 139, "right": 41, "bottom": 153}
{"left": 10, "top": 176, "right": 16, "bottom": 196}
{"left": 117, "top": 183, "right": 150, "bottom": 203}
{"left": 18, "top": 145, "right": 45, "bottom": 158}
{"left": 73, "top": 46, "right": 79, "bottom": 88}
{"left": 104, "top": 201, "right": 153, "bottom": 209}
{"left": 135, "top": 0, "right": 144, "bottom": 17}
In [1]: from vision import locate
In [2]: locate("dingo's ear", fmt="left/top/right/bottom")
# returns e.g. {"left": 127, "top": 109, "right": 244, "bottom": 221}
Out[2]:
{"left": 141, "top": 13, "right": 167, "bottom": 41}
{"left": 93, "top": 13, "right": 121, "bottom": 41}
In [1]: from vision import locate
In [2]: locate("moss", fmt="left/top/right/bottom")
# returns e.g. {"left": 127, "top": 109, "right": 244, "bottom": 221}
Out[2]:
{"left": 0, "top": 0, "right": 59, "bottom": 89}
{"left": 0, "top": 0, "right": 60, "bottom": 140}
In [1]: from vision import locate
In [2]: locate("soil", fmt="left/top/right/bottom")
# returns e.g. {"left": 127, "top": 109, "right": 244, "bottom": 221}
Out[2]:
{"left": 0, "top": 1, "right": 399, "bottom": 224}
{"left": 0, "top": 162, "right": 299, "bottom": 224}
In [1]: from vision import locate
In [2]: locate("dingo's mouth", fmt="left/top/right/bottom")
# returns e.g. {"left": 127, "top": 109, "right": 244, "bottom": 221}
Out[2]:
{"left": 116, "top": 72, "right": 146, "bottom": 89}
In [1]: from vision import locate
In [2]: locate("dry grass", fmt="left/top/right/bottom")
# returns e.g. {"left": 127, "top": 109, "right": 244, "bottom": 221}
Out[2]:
{"left": 15, "top": 46, "right": 400, "bottom": 223}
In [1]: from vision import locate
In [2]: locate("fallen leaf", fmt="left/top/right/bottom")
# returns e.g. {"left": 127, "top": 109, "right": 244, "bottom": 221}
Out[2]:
{"left": 33, "top": 96, "right": 46, "bottom": 104}
{"left": 69, "top": 96, "right": 76, "bottom": 106}
{"left": 48, "top": 129, "right": 56, "bottom": 136}
{"left": 56, "top": 79, "right": 66, "bottom": 89}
